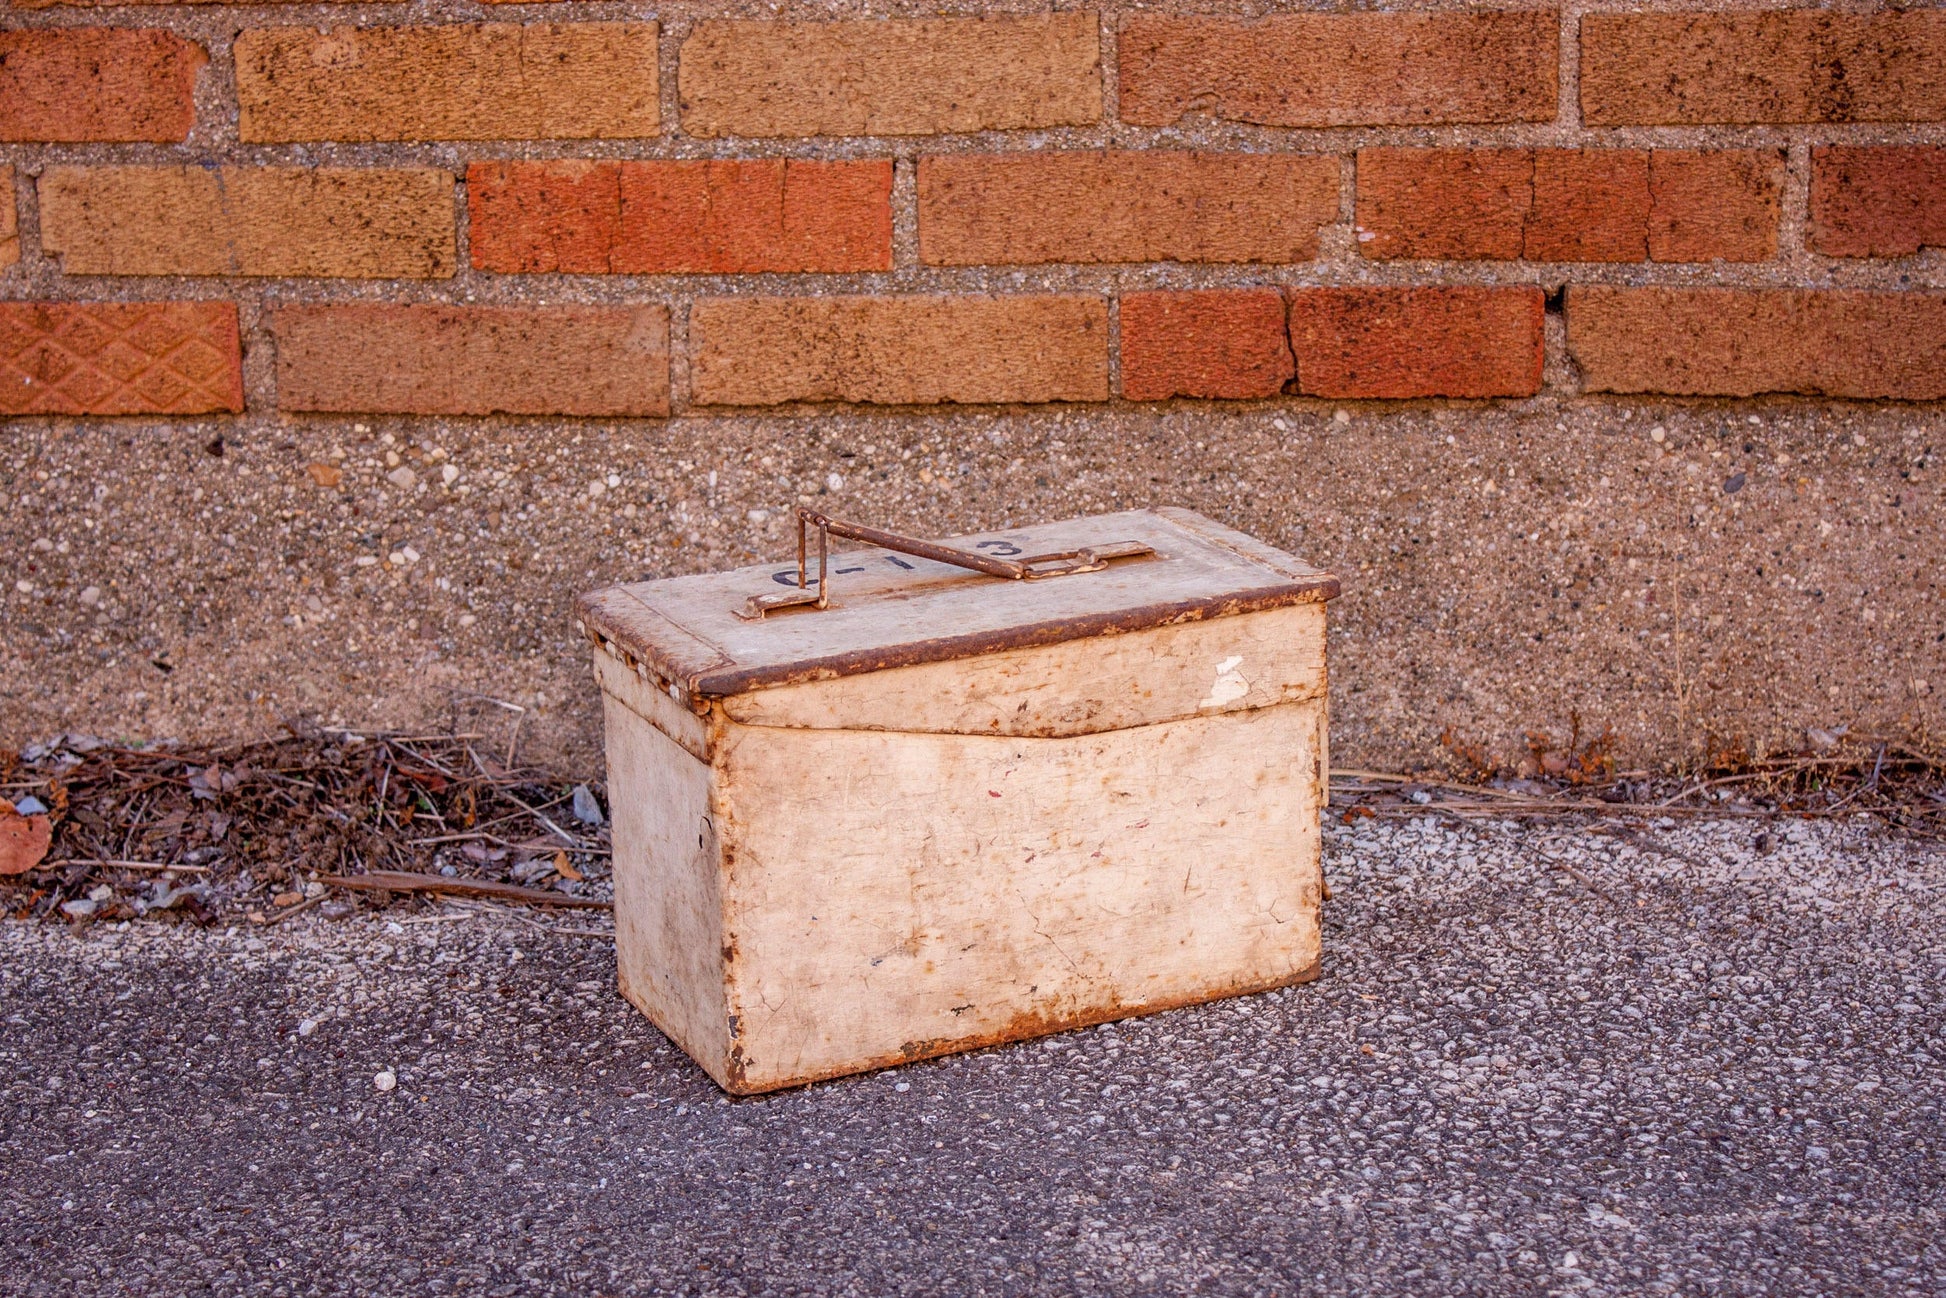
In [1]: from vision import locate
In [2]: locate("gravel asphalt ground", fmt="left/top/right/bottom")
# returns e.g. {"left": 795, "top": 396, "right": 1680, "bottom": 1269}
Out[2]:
{"left": 3, "top": 814, "right": 1942, "bottom": 1297}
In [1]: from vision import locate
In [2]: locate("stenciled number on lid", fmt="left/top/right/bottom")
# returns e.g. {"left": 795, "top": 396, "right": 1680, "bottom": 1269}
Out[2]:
{"left": 769, "top": 544, "right": 1020, "bottom": 586}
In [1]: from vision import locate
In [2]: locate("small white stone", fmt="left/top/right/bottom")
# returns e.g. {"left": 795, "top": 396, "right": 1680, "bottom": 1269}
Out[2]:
{"left": 401, "top": 545, "right": 420, "bottom": 564}
{"left": 826, "top": 472, "right": 845, "bottom": 492}
{"left": 298, "top": 1019, "right": 319, "bottom": 1037}
{"left": 458, "top": 613, "right": 477, "bottom": 627}
{"left": 354, "top": 555, "right": 378, "bottom": 567}
{"left": 894, "top": 1081, "right": 910, "bottom": 1092}
{"left": 1333, "top": 409, "right": 1351, "bottom": 425}
{"left": 78, "top": 586, "right": 102, "bottom": 607}
{"left": 373, "top": 1069, "right": 397, "bottom": 1092}
{"left": 387, "top": 466, "right": 417, "bottom": 489}
{"left": 441, "top": 464, "right": 461, "bottom": 486}
{"left": 606, "top": 473, "right": 622, "bottom": 488}
{"left": 1650, "top": 426, "right": 1666, "bottom": 443}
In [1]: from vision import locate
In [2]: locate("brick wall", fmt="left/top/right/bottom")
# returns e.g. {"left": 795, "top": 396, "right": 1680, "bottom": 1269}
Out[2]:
{"left": 3, "top": 3, "right": 1942, "bottom": 770}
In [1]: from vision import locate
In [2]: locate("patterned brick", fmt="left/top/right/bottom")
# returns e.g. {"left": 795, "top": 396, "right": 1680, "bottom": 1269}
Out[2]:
{"left": 272, "top": 305, "right": 669, "bottom": 417}
{"left": 918, "top": 152, "right": 1340, "bottom": 266}
{"left": 0, "top": 28, "right": 204, "bottom": 143}
{"left": 235, "top": 23, "right": 659, "bottom": 143}
{"left": 1288, "top": 287, "right": 1544, "bottom": 399}
{"left": 468, "top": 160, "right": 892, "bottom": 274}
{"left": 0, "top": 302, "right": 242, "bottom": 416}
{"left": 679, "top": 16, "right": 1100, "bottom": 138}
{"left": 1121, "top": 11, "right": 1556, "bottom": 127}
{"left": 1582, "top": 11, "right": 1946, "bottom": 125}
{"left": 1119, "top": 290, "right": 1293, "bottom": 402}
{"left": 1810, "top": 146, "right": 1946, "bottom": 258}
{"left": 1569, "top": 288, "right": 1946, "bottom": 399}
{"left": 690, "top": 294, "right": 1109, "bottom": 406}
{"left": 38, "top": 166, "right": 455, "bottom": 279}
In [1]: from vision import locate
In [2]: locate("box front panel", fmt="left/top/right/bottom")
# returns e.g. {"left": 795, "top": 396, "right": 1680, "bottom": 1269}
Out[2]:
{"left": 713, "top": 700, "right": 1324, "bottom": 1090}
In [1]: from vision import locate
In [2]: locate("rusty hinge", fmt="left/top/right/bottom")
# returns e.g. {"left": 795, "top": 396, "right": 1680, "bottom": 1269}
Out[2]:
{"left": 737, "top": 507, "right": 1154, "bottom": 620}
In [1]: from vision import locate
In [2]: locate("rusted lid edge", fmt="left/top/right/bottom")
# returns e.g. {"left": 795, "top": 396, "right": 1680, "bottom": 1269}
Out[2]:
{"left": 689, "top": 577, "right": 1339, "bottom": 699}
{"left": 576, "top": 589, "right": 735, "bottom": 700}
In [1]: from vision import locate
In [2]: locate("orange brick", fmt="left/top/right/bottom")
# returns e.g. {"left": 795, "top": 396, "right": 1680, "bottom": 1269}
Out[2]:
{"left": 690, "top": 294, "right": 1108, "bottom": 406}
{"left": 1120, "top": 11, "right": 1556, "bottom": 128}
{"left": 918, "top": 152, "right": 1339, "bottom": 266}
{"left": 1810, "top": 146, "right": 1946, "bottom": 258}
{"left": 0, "top": 302, "right": 242, "bottom": 415}
{"left": 468, "top": 160, "right": 892, "bottom": 274}
{"left": 38, "top": 166, "right": 455, "bottom": 279}
{"left": 0, "top": 28, "right": 203, "bottom": 143}
{"left": 1288, "top": 287, "right": 1543, "bottom": 399}
{"left": 1569, "top": 288, "right": 1946, "bottom": 399}
{"left": 1356, "top": 150, "right": 1531, "bottom": 260}
{"left": 679, "top": 16, "right": 1100, "bottom": 138}
{"left": 1, "top": 171, "right": 16, "bottom": 269}
{"left": 1649, "top": 150, "right": 1784, "bottom": 263}
{"left": 272, "top": 305, "right": 668, "bottom": 416}
{"left": 1526, "top": 149, "right": 1648, "bottom": 263}
{"left": 236, "top": 23, "right": 659, "bottom": 143}
{"left": 1119, "top": 290, "right": 1292, "bottom": 402}
{"left": 1582, "top": 11, "right": 1946, "bottom": 125}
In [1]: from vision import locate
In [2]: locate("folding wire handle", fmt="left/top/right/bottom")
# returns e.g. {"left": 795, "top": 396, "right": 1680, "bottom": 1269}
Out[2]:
{"left": 738, "top": 507, "right": 1154, "bottom": 620}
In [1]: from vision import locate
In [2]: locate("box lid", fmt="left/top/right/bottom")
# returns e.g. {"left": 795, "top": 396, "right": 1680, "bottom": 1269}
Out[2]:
{"left": 578, "top": 506, "right": 1337, "bottom": 701}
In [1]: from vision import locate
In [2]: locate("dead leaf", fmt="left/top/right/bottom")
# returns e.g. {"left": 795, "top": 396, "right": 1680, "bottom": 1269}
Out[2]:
{"left": 0, "top": 800, "right": 52, "bottom": 875}
{"left": 307, "top": 463, "right": 343, "bottom": 488}
{"left": 554, "top": 851, "right": 582, "bottom": 882}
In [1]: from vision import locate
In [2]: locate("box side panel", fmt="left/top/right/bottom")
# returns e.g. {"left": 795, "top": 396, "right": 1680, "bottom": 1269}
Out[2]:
{"left": 719, "top": 603, "right": 1324, "bottom": 737}
{"left": 594, "top": 648, "right": 711, "bottom": 761}
{"left": 714, "top": 701, "right": 1324, "bottom": 1091}
{"left": 602, "top": 691, "right": 732, "bottom": 1082}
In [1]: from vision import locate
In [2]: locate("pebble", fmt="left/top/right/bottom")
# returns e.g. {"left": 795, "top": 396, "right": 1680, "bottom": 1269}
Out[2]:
{"left": 373, "top": 1070, "right": 397, "bottom": 1092}
{"left": 571, "top": 784, "right": 604, "bottom": 826}
{"left": 14, "top": 796, "right": 49, "bottom": 815}
{"left": 298, "top": 1019, "right": 319, "bottom": 1037}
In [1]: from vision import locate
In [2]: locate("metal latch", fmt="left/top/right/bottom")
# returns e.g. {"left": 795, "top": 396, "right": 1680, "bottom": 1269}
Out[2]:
{"left": 738, "top": 507, "right": 1154, "bottom": 620}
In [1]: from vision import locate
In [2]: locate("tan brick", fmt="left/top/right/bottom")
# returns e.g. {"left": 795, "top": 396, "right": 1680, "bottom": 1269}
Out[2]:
{"left": 1582, "top": 11, "right": 1946, "bottom": 125}
{"left": 918, "top": 151, "right": 1339, "bottom": 266}
{"left": 1649, "top": 150, "right": 1784, "bottom": 263}
{"left": 690, "top": 294, "right": 1108, "bottom": 406}
{"left": 1119, "top": 290, "right": 1292, "bottom": 402}
{"left": 272, "top": 305, "right": 668, "bottom": 417}
{"left": 0, "top": 28, "right": 204, "bottom": 143}
{"left": 679, "top": 15, "right": 1100, "bottom": 138}
{"left": 1288, "top": 287, "right": 1544, "bottom": 399}
{"left": 1569, "top": 288, "right": 1946, "bottom": 399}
{"left": 1356, "top": 149, "right": 1532, "bottom": 260}
{"left": 38, "top": 166, "right": 455, "bottom": 279}
{"left": 1810, "top": 146, "right": 1946, "bottom": 258}
{"left": 468, "top": 159, "right": 891, "bottom": 274}
{"left": 1, "top": 171, "right": 17, "bottom": 269}
{"left": 236, "top": 23, "right": 658, "bottom": 143}
{"left": 1120, "top": 11, "right": 1556, "bottom": 128}
{"left": 0, "top": 301, "right": 242, "bottom": 415}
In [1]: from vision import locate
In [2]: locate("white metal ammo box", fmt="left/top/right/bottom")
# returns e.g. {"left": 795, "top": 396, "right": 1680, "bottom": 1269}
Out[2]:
{"left": 578, "top": 506, "right": 1339, "bottom": 1093}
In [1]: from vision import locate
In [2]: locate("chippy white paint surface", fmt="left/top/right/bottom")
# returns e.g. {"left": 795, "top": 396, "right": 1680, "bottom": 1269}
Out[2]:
{"left": 600, "top": 622, "right": 1329, "bottom": 1093}
{"left": 721, "top": 604, "right": 1325, "bottom": 738}
{"left": 713, "top": 702, "right": 1325, "bottom": 1091}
